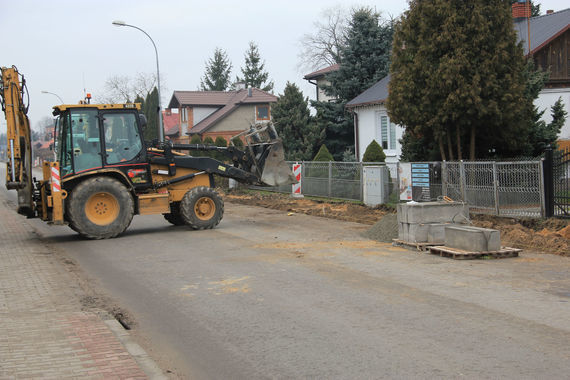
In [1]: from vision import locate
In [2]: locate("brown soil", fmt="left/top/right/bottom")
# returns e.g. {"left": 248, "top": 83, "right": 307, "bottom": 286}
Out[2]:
{"left": 470, "top": 214, "right": 570, "bottom": 256}
{"left": 222, "top": 190, "right": 392, "bottom": 225}
{"left": 222, "top": 189, "right": 570, "bottom": 257}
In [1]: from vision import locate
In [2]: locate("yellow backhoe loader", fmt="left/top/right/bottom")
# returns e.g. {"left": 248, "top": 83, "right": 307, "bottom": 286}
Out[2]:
{"left": 1, "top": 66, "right": 295, "bottom": 239}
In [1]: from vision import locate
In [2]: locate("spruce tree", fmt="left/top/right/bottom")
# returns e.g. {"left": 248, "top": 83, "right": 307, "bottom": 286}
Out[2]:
{"left": 272, "top": 82, "right": 323, "bottom": 160}
{"left": 200, "top": 48, "right": 233, "bottom": 91}
{"left": 312, "top": 7, "right": 394, "bottom": 160}
{"left": 143, "top": 87, "right": 159, "bottom": 141}
{"left": 388, "top": 0, "right": 531, "bottom": 160}
{"left": 236, "top": 42, "right": 274, "bottom": 92}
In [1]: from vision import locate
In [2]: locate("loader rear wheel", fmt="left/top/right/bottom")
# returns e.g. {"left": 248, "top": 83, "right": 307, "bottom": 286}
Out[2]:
{"left": 67, "top": 177, "right": 134, "bottom": 239}
{"left": 163, "top": 202, "right": 185, "bottom": 226}
{"left": 180, "top": 187, "right": 224, "bottom": 230}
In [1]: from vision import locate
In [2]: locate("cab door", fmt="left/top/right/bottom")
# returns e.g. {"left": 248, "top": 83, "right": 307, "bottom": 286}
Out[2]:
{"left": 101, "top": 111, "right": 144, "bottom": 165}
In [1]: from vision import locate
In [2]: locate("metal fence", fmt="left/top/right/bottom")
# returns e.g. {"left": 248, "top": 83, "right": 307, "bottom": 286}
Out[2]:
{"left": 438, "top": 161, "right": 544, "bottom": 218}
{"left": 252, "top": 161, "right": 399, "bottom": 202}
{"left": 251, "top": 160, "right": 545, "bottom": 218}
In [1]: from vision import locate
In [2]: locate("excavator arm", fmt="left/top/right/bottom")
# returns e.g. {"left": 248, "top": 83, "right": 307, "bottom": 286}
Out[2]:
{"left": 1, "top": 66, "right": 34, "bottom": 216}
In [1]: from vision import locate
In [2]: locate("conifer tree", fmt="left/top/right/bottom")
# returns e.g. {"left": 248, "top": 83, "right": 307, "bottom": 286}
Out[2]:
{"left": 388, "top": 0, "right": 531, "bottom": 160}
{"left": 313, "top": 144, "right": 334, "bottom": 161}
{"left": 362, "top": 140, "right": 386, "bottom": 162}
{"left": 189, "top": 134, "right": 203, "bottom": 157}
{"left": 272, "top": 82, "right": 323, "bottom": 160}
{"left": 143, "top": 87, "right": 159, "bottom": 141}
{"left": 312, "top": 7, "right": 394, "bottom": 160}
{"left": 200, "top": 48, "right": 233, "bottom": 91}
{"left": 236, "top": 42, "right": 274, "bottom": 92}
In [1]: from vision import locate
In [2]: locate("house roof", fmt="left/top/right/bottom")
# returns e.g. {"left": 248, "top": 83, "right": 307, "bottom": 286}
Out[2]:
{"left": 346, "top": 75, "right": 391, "bottom": 108}
{"left": 170, "top": 88, "right": 277, "bottom": 135}
{"left": 303, "top": 64, "right": 340, "bottom": 80}
{"left": 515, "top": 8, "right": 570, "bottom": 55}
{"left": 163, "top": 111, "right": 179, "bottom": 137}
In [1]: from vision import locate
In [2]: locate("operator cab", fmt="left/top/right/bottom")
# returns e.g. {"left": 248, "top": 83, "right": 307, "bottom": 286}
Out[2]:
{"left": 53, "top": 104, "right": 146, "bottom": 178}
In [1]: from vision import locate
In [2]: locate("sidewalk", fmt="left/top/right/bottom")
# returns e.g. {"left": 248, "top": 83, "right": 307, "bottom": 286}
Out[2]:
{"left": 0, "top": 194, "right": 165, "bottom": 379}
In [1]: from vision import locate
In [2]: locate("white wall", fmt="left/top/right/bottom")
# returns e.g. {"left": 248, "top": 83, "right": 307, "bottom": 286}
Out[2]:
{"left": 193, "top": 106, "right": 219, "bottom": 126}
{"left": 355, "top": 105, "right": 404, "bottom": 163}
{"left": 535, "top": 88, "right": 570, "bottom": 140}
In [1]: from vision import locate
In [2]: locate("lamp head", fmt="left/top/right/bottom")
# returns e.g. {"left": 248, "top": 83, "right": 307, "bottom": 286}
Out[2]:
{"left": 112, "top": 20, "right": 126, "bottom": 26}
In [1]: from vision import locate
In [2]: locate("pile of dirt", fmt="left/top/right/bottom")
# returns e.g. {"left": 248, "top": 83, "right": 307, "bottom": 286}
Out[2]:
{"left": 222, "top": 190, "right": 569, "bottom": 256}
{"left": 471, "top": 214, "right": 570, "bottom": 256}
{"left": 221, "top": 190, "right": 391, "bottom": 225}
{"left": 360, "top": 213, "right": 399, "bottom": 243}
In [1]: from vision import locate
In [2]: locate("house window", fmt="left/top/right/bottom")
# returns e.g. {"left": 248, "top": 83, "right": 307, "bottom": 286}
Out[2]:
{"left": 256, "top": 105, "right": 270, "bottom": 121}
{"left": 181, "top": 108, "right": 187, "bottom": 122}
{"left": 377, "top": 113, "right": 396, "bottom": 150}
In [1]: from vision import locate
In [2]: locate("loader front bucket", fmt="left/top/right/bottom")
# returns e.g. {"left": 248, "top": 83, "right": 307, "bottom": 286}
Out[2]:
{"left": 259, "top": 141, "right": 297, "bottom": 187}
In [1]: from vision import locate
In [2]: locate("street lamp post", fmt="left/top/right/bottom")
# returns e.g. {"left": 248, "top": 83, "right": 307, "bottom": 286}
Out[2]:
{"left": 112, "top": 20, "right": 164, "bottom": 142}
{"left": 41, "top": 90, "right": 64, "bottom": 104}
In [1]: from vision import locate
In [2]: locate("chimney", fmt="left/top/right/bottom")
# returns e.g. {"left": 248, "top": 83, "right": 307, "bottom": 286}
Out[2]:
{"left": 547, "top": 10, "right": 554, "bottom": 14}
{"left": 248, "top": 87, "right": 252, "bottom": 97}
{"left": 512, "top": 1, "right": 531, "bottom": 20}
{"left": 234, "top": 81, "right": 246, "bottom": 91}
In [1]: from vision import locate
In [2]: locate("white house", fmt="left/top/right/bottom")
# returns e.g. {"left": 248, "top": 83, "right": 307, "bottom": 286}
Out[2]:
{"left": 515, "top": 6, "right": 570, "bottom": 142}
{"left": 346, "top": 75, "right": 404, "bottom": 163}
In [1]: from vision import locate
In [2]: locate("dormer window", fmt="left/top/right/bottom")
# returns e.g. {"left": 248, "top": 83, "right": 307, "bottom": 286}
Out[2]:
{"left": 256, "top": 105, "right": 270, "bottom": 121}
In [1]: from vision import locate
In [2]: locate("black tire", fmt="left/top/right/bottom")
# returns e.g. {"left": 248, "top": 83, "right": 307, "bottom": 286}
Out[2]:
{"left": 180, "top": 186, "right": 224, "bottom": 230}
{"left": 67, "top": 177, "right": 134, "bottom": 239}
{"left": 163, "top": 202, "right": 185, "bottom": 226}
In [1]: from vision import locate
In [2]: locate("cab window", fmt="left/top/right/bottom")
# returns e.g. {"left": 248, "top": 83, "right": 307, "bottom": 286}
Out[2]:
{"left": 70, "top": 109, "right": 102, "bottom": 173}
{"left": 102, "top": 112, "right": 142, "bottom": 164}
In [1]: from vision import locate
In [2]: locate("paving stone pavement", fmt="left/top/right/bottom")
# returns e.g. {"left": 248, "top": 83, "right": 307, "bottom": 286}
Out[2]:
{"left": 0, "top": 195, "right": 164, "bottom": 379}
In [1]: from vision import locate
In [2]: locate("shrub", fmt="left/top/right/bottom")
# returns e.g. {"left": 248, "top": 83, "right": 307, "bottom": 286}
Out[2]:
{"left": 189, "top": 135, "right": 203, "bottom": 156}
{"left": 362, "top": 140, "right": 386, "bottom": 162}
{"left": 214, "top": 136, "right": 228, "bottom": 147}
{"left": 190, "top": 135, "right": 202, "bottom": 144}
{"left": 231, "top": 136, "right": 244, "bottom": 149}
{"left": 313, "top": 144, "right": 334, "bottom": 161}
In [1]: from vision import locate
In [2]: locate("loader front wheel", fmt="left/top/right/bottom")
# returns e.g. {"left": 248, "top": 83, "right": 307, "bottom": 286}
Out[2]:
{"left": 67, "top": 177, "right": 134, "bottom": 239}
{"left": 180, "top": 187, "right": 224, "bottom": 230}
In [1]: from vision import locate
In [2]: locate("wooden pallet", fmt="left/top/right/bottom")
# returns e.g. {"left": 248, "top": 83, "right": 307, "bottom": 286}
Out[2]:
{"left": 392, "top": 239, "right": 443, "bottom": 252}
{"left": 427, "top": 245, "right": 521, "bottom": 260}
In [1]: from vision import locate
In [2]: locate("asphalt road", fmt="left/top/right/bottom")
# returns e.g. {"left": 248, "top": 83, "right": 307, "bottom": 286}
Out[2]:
{"left": 3, "top": 173, "right": 570, "bottom": 379}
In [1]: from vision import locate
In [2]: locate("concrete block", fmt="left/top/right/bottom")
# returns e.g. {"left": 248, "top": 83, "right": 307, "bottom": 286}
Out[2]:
{"left": 408, "top": 223, "right": 430, "bottom": 243}
{"left": 397, "top": 204, "right": 407, "bottom": 223}
{"left": 427, "top": 223, "right": 447, "bottom": 244}
{"left": 402, "top": 201, "right": 469, "bottom": 224}
{"left": 398, "top": 222, "right": 404, "bottom": 241}
{"left": 445, "top": 225, "right": 501, "bottom": 252}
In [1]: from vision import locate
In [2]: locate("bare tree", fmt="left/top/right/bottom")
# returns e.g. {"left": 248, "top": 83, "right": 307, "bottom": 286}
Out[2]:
{"left": 298, "top": 6, "right": 349, "bottom": 71}
{"left": 97, "top": 72, "right": 159, "bottom": 104}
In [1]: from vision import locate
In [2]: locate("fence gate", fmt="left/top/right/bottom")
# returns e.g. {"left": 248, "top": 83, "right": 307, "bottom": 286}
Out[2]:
{"left": 549, "top": 146, "right": 570, "bottom": 218}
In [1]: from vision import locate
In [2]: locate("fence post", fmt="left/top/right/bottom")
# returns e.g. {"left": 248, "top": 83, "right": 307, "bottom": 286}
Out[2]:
{"left": 459, "top": 160, "right": 467, "bottom": 202}
{"left": 328, "top": 161, "right": 332, "bottom": 198}
{"left": 493, "top": 162, "right": 500, "bottom": 216}
{"left": 539, "top": 160, "right": 546, "bottom": 218}
{"left": 442, "top": 161, "right": 447, "bottom": 197}
{"left": 543, "top": 146, "right": 554, "bottom": 217}
{"left": 359, "top": 162, "right": 364, "bottom": 201}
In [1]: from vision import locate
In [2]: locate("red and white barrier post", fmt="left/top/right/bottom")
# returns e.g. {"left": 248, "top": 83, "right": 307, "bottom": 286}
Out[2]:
{"left": 292, "top": 162, "right": 303, "bottom": 198}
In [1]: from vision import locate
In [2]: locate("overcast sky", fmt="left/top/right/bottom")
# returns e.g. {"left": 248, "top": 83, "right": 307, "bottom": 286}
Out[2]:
{"left": 1, "top": 0, "right": 569, "bottom": 132}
